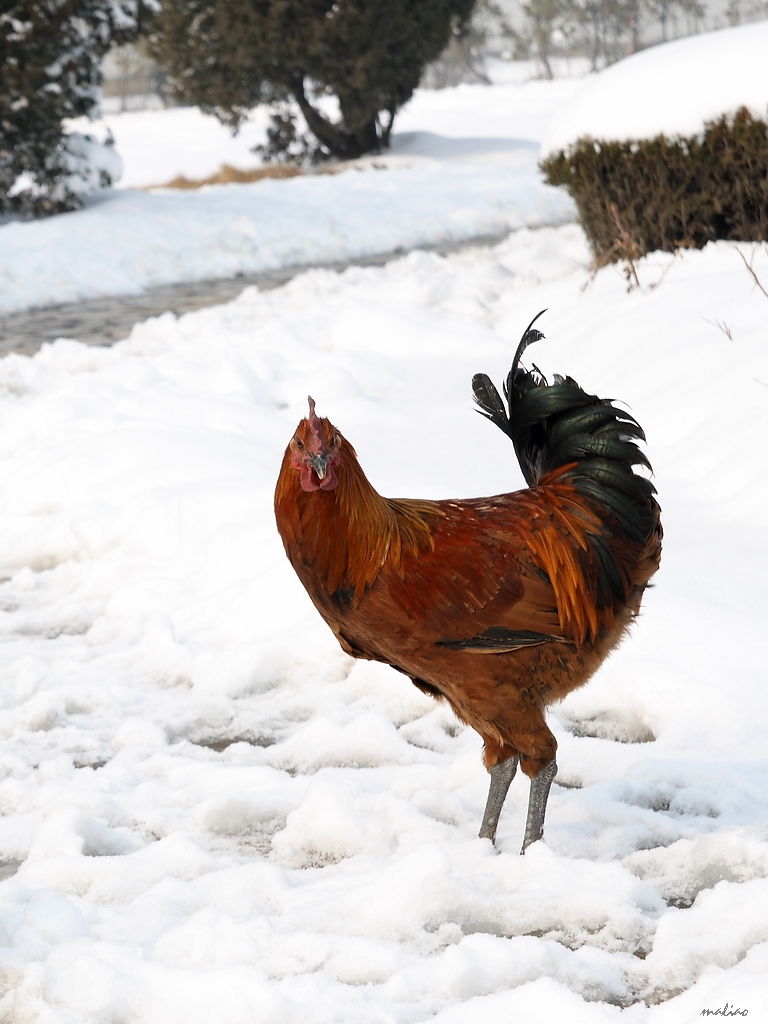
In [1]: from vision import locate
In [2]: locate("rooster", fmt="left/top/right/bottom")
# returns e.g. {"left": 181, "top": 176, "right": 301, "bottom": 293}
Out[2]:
{"left": 274, "top": 313, "right": 661, "bottom": 852}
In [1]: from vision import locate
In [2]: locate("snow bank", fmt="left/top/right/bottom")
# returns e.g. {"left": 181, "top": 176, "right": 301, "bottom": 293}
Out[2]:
{"left": 1, "top": 73, "right": 584, "bottom": 317}
{"left": 0, "top": 226, "right": 766, "bottom": 1021}
{"left": 0, "top": 155, "right": 574, "bottom": 316}
{"left": 541, "top": 22, "right": 768, "bottom": 157}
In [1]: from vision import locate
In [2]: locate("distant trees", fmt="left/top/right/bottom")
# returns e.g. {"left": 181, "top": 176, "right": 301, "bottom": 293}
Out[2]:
{"left": 0, "top": 1, "right": 154, "bottom": 217}
{"left": 517, "top": 0, "right": 564, "bottom": 78}
{"left": 148, "top": 0, "right": 476, "bottom": 162}
{"left": 516, "top": 0, "right": 706, "bottom": 73}
{"left": 423, "top": 1, "right": 520, "bottom": 88}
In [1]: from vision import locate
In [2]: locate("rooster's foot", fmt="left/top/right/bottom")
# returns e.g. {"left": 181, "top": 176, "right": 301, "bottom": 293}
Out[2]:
{"left": 521, "top": 758, "right": 557, "bottom": 854}
{"left": 478, "top": 755, "right": 518, "bottom": 844}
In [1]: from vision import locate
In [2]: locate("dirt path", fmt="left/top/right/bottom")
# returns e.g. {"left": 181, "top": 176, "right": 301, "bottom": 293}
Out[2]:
{"left": 0, "top": 233, "right": 507, "bottom": 358}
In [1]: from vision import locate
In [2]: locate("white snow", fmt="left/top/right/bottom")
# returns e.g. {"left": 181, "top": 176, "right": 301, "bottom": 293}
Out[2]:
{"left": 96, "top": 70, "right": 584, "bottom": 191}
{"left": 541, "top": 21, "right": 768, "bottom": 156}
{"left": 54, "top": 132, "right": 124, "bottom": 203}
{"left": 0, "top": 75, "right": 581, "bottom": 316}
{"left": 1, "top": 40, "right": 768, "bottom": 1024}
{"left": 1, "top": 225, "right": 767, "bottom": 1023}
{"left": 0, "top": 157, "right": 574, "bottom": 316}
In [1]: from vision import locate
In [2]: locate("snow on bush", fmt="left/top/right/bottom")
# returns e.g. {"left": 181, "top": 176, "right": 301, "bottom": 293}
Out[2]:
{"left": 541, "top": 21, "right": 768, "bottom": 158}
{"left": 0, "top": 0, "right": 152, "bottom": 217}
{"left": 51, "top": 131, "right": 124, "bottom": 203}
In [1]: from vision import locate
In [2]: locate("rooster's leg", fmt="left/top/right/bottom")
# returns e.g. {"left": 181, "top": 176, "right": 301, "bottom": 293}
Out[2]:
{"left": 478, "top": 755, "right": 518, "bottom": 843}
{"left": 520, "top": 759, "right": 558, "bottom": 854}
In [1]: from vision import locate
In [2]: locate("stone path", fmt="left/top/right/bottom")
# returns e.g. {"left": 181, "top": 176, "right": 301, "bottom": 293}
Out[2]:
{"left": 0, "top": 233, "right": 508, "bottom": 358}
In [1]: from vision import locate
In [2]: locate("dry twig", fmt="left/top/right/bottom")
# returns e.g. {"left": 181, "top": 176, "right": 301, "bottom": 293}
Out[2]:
{"left": 703, "top": 316, "right": 734, "bottom": 341}
{"left": 733, "top": 244, "right": 768, "bottom": 301}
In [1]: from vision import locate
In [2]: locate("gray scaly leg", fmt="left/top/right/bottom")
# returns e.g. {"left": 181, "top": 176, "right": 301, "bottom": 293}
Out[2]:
{"left": 520, "top": 759, "right": 557, "bottom": 854}
{"left": 478, "top": 755, "right": 518, "bottom": 843}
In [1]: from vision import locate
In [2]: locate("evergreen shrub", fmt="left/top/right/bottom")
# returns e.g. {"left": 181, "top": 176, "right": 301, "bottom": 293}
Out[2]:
{"left": 1, "top": 1, "right": 152, "bottom": 217}
{"left": 149, "top": 0, "right": 476, "bottom": 162}
{"left": 541, "top": 107, "right": 768, "bottom": 265}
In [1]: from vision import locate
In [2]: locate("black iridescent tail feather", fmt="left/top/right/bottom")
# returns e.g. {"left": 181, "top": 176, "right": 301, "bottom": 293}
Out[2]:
{"left": 472, "top": 312, "right": 659, "bottom": 608}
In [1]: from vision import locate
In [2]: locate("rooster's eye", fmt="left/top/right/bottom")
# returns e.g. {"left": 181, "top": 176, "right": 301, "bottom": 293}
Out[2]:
{"left": 294, "top": 437, "right": 304, "bottom": 450}
{"left": 328, "top": 435, "right": 336, "bottom": 447}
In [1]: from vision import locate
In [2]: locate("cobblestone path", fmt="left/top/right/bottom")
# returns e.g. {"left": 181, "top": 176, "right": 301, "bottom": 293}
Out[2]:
{"left": 0, "top": 234, "right": 507, "bottom": 358}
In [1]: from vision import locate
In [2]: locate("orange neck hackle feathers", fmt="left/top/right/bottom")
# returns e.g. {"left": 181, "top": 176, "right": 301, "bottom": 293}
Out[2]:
{"left": 275, "top": 404, "right": 437, "bottom": 601}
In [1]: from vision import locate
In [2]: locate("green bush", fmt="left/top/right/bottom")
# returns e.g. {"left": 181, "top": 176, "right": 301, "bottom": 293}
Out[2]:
{"left": 149, "top": 0, "right": 476, "bottom": 162}
{"left": 1, "top": 1, "right": 153, "bottom": 218}
{"left": 541, "top": 107, "right": 768, "bottom": 265}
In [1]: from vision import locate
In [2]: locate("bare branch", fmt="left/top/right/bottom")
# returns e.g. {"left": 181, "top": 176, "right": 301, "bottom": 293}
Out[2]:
{"left": 733, "top": 244, "right": 768, "bottom": 301}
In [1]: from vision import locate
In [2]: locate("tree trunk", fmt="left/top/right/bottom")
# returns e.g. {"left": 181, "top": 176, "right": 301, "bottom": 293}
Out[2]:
{"left": 535, "top": 30, "right": 553, "bottom": 80}
{"left": 379, "top": 109, "right": 396, "bottom": 147}
{"left": 291, "top": 78, "right": 382, "bottom": 160}
{"left": 626, "top": 0, "right": 641, "bottom": 55}
{"left": 626, "top": 20, "right": 640, "bottom": 55}
{"left": 659, "top": 0, "right": 669, "bottom": 40}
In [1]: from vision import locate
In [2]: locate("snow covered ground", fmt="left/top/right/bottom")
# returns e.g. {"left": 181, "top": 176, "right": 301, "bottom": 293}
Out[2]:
{"left": 1, "top": 225, "right": 767, "bottom": 1023}
{"left": 104, "top": 58, "right": 588, "bottom": 191}
{"left": 0, "top": 70, "right": 581, "bottom": 316}
{"left": 0, "top": 157, "right": 574, "bottom": 316}
{"left": 2, "top": 34, "right": 768, "bottom": 1024}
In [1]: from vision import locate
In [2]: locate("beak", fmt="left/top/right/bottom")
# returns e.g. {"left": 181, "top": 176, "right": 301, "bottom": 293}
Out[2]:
{"left": 309, "top": 452, "right": 330, "bottom": 480}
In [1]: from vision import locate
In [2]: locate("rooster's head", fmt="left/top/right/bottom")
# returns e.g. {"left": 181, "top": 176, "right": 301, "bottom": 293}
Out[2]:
{"left": 289, "top": 397, "right": 342, "bottom": 492}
